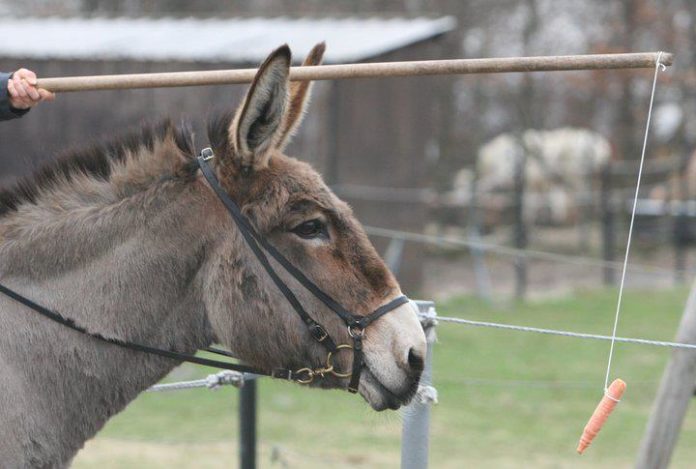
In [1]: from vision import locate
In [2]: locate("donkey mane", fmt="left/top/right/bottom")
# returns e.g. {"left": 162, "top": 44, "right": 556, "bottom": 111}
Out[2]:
{"left": 0, "top": 119, "right": 204, "bottom": 218}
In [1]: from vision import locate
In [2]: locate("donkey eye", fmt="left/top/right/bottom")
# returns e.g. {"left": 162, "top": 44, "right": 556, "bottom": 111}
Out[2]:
{"left": 291, "top": 219, "right": 327, "bottom": 240}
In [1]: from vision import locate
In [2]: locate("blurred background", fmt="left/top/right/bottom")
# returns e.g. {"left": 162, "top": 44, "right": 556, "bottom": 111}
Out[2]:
{"left": 1, "top": 1, "right": 695, "bottom": 467}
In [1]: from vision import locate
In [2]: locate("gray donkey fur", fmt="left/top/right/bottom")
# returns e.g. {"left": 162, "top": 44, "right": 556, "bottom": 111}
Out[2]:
{"left": 0, "top": 45, "right": 425, "bottom": 468}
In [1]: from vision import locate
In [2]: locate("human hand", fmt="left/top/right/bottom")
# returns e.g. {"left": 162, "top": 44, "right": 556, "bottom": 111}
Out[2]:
{"left": 7, "top": 68, "right": 55, "bottom": 110}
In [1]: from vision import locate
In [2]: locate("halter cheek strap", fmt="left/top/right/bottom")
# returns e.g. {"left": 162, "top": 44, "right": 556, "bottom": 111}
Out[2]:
{"left": 197, "top": 148, "right": 409, "bottom": 393}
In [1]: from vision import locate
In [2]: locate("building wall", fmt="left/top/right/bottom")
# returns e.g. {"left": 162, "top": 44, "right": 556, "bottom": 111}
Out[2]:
{"left": 328, "top": 39, "right": 446, "bottom": 293}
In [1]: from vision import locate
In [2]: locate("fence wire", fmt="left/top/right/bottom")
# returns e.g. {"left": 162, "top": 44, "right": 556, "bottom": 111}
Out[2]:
{"left": 365, "top": 225, "right": 693, "bottom": 277}
{"left": 424, "top": 313, "right": 696, "bottom": 351}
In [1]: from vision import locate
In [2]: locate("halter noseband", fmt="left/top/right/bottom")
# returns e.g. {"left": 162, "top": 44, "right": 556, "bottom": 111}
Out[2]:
{"left": 197, "top": 147, "right": 408, "bottom": 392}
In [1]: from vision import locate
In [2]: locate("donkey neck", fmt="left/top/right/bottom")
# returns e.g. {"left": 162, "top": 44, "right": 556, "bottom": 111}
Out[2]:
{"left": 0, "top": 176, "right": 216, "bottom": 341}
{"left": 0, "top": 176, "right": 220, "bottom": 467}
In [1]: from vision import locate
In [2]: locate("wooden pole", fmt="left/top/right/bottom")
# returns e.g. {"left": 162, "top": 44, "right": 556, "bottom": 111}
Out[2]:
{"left": 513, "top": 138, "right": 528, "bottom": 301}
{"left": 636, "top": 278, "right": 696, "bottom": 469}
{"left": 37, "top": 52, "right": 673, "bottom": 93}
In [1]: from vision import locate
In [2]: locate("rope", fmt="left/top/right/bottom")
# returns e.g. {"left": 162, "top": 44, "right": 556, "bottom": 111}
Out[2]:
{"left": 415, "top": 385, "right": 438, "bottom": 405}
{"left": 604, "top": 51, "right": 667, "bottom": 391}
{"left": 421, "top": 313, "right": 696, "bottom": 351}
{"left": 364, "top": 225, "right": 692, "bottom": 277}
{"left": 147, "top": 370, "right": 250, "bottom": 392}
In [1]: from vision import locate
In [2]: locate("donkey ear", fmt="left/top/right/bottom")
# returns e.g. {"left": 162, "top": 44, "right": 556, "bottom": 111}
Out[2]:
{"left": 229, "top": 45, "right": 291, "bottom": 170}
{"left": 275, "top": 42, "right": 325, "bottom": 151}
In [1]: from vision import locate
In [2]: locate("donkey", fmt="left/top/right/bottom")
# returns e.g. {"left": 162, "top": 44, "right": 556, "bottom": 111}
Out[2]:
{"left": 0, "top": 44, "right": 426, "bottom": 468}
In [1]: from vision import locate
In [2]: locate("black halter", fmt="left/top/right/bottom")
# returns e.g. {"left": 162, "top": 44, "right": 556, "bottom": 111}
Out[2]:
{"left": 0, "top": 147, "right": 407, "bottom": 394}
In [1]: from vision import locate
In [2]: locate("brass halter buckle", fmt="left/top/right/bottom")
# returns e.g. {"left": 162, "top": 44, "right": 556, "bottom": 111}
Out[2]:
{"left": 294, "top": 364, "right": 334, "bottom": 384}
{"left": 294, "top": 344, "right": 354, "bottom": 384}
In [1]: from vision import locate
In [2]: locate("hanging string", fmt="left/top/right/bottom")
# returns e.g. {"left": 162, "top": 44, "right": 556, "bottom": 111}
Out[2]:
{"left": 603, "top": 52, "right": 667, "bottom": 392}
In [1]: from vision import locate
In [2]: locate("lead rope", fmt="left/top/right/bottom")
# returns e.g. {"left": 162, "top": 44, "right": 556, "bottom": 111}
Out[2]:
{"left": 603, "top": 51, "right": 666, "bottom": 392}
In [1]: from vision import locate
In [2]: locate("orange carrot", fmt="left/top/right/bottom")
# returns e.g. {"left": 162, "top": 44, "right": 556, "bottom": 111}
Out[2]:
{"left": 577, "top": 379, "right": 626, "bottom": 454}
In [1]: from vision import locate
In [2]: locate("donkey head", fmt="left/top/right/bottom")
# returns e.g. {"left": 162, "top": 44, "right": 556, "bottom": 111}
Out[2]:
{"left": 200, "top": 44, "right": 426, "bottom": 410}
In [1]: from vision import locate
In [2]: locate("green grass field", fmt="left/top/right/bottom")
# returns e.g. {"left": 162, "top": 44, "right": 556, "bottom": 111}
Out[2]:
{"left": 73, "top": 287, "right": 696, "bottom": 468}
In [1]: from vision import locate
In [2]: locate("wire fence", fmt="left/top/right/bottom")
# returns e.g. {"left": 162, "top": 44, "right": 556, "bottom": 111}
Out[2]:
{"left": 141, "top": 299, "right": 695, "bottom": 468}
{"left": 150, "top": 309, "right": 696, "bottom": 394}
{"left": 422, "top": 313, "right": 696, "bottom": 351}
{"left": 365, "top": 225, "right": 693, "bottom": 277}
{"left": 439, "top": 376, "right": 661, "bottom": 389}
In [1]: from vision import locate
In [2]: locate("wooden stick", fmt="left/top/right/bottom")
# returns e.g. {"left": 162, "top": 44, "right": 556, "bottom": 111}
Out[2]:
{"left": 37, "top": 52, "right": 673, "bottom": 93}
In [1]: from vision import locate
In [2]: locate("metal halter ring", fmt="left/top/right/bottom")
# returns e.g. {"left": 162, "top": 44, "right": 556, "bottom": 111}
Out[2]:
{"left": 294, "top": 344, "right": 353, "bottom": 384}
{"left": 294, "top": 368, "right": 316, "bottom": 384}
{"left": 348, "top": 322, "right": 365, "bottom": 339}
{"left": 326, "top": 344, "right": 354, "bottom": 378}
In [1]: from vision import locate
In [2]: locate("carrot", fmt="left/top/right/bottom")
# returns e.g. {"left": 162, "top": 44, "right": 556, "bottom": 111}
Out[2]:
{"left": 577, "top": 379, "right": 626, "bottom": 454}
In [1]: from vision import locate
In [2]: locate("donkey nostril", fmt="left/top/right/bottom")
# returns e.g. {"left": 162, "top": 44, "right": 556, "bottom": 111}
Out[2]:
{"left": 407, "top": 347, "right": 424, "bottom": 374}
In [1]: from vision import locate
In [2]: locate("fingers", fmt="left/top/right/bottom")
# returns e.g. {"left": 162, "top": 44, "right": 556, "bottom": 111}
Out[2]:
{"left": 13, "top": 68, "right": 37, "bottom": 85}
{"left": 38, "top": 88, "right": 55, "bottom": 101}
{"left": 7, "top": 68, "right": 54, "bottom": 109}
{"left": 7, "top": 79, "right": 30, "bottom": 109}
{"left": 9, "top": 75, "right": 33, "bottom": 109}
{"left": 11, "top": 74, "right": 27, "bottom": 98}
{"left": 17, "top": 75, "right": 40, "bottom": 101}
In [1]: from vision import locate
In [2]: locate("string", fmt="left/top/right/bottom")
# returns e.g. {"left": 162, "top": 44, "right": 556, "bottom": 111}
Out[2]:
{"left": 603, "top": 52, "right": 667, "bottom": 392}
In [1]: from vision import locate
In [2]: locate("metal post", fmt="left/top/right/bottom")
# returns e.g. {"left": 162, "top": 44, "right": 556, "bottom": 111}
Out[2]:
{"left": 601, "top": 164, "right": 616, "bottom": 285}
{"left": 674, "top": 207, "right": 688, "bottom": 285}
{"left": 401, "top": 301, "right": 437, "bottom": 469}
{"left": 674, "top": 154, "right": 689, "bottom": 284}
{"left": 467, "top": 167, "right": 493, "bottom": 303}
{"left": 239, "top": 379, "right": 257, "bottom": 469}
{"left": 577, "top": 146, "right": 592, "bottom": 253}
{"left": 468, "top": 226, "right": 493, "bottom": 303}
{"left": 384, "top": 237, "right": 406, "bottom": 276}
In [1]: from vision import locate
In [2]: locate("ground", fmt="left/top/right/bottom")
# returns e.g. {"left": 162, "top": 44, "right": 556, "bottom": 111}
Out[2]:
{"left": 73, "top": 287, "right": 696, "bottom": 468}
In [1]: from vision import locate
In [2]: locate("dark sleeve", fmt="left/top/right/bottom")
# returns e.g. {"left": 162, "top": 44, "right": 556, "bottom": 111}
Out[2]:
{"left": 0, "top": 72, "right": 30, "bottom": 121}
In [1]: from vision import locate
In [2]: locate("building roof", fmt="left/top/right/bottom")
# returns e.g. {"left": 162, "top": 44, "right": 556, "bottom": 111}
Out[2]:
{"left": 0, "top": 16, "right": 456, "bottom": 64}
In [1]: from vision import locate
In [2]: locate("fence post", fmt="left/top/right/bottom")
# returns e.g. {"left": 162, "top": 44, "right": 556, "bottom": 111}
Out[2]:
{"left": 467, "top": 166, "right": 493, "bottom": 303}
{"left": 674, "top": 205, "right": 688, "bottom": 285}
{"left": 239, "top": 379, "right": 257, "bottom": 469}
{"left": 513, "top": 142, "right": 528, "bottom": 300}
{"left": 578, "top": 145, "right": 594, "bottom": 253}
{"left": 601, "top": 163, "right": 616, "bottom": 286}
{"left": 636, "top": 278, "right": 696, "bottom": 468}
{"left": 401, "top": 301, "right": 437, "bottom": 469}
{"left": 674, "top": 154, "right": 690, "bottom": 284}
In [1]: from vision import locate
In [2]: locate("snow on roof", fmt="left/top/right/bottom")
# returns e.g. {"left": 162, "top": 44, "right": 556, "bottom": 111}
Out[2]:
{"left": 0, "top": 16, "right": 456, "bottom": 64}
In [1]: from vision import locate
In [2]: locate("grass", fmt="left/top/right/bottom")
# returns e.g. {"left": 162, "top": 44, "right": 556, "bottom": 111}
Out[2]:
{"left": 73, "top": 287, "right": 696, "bottom": 468}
